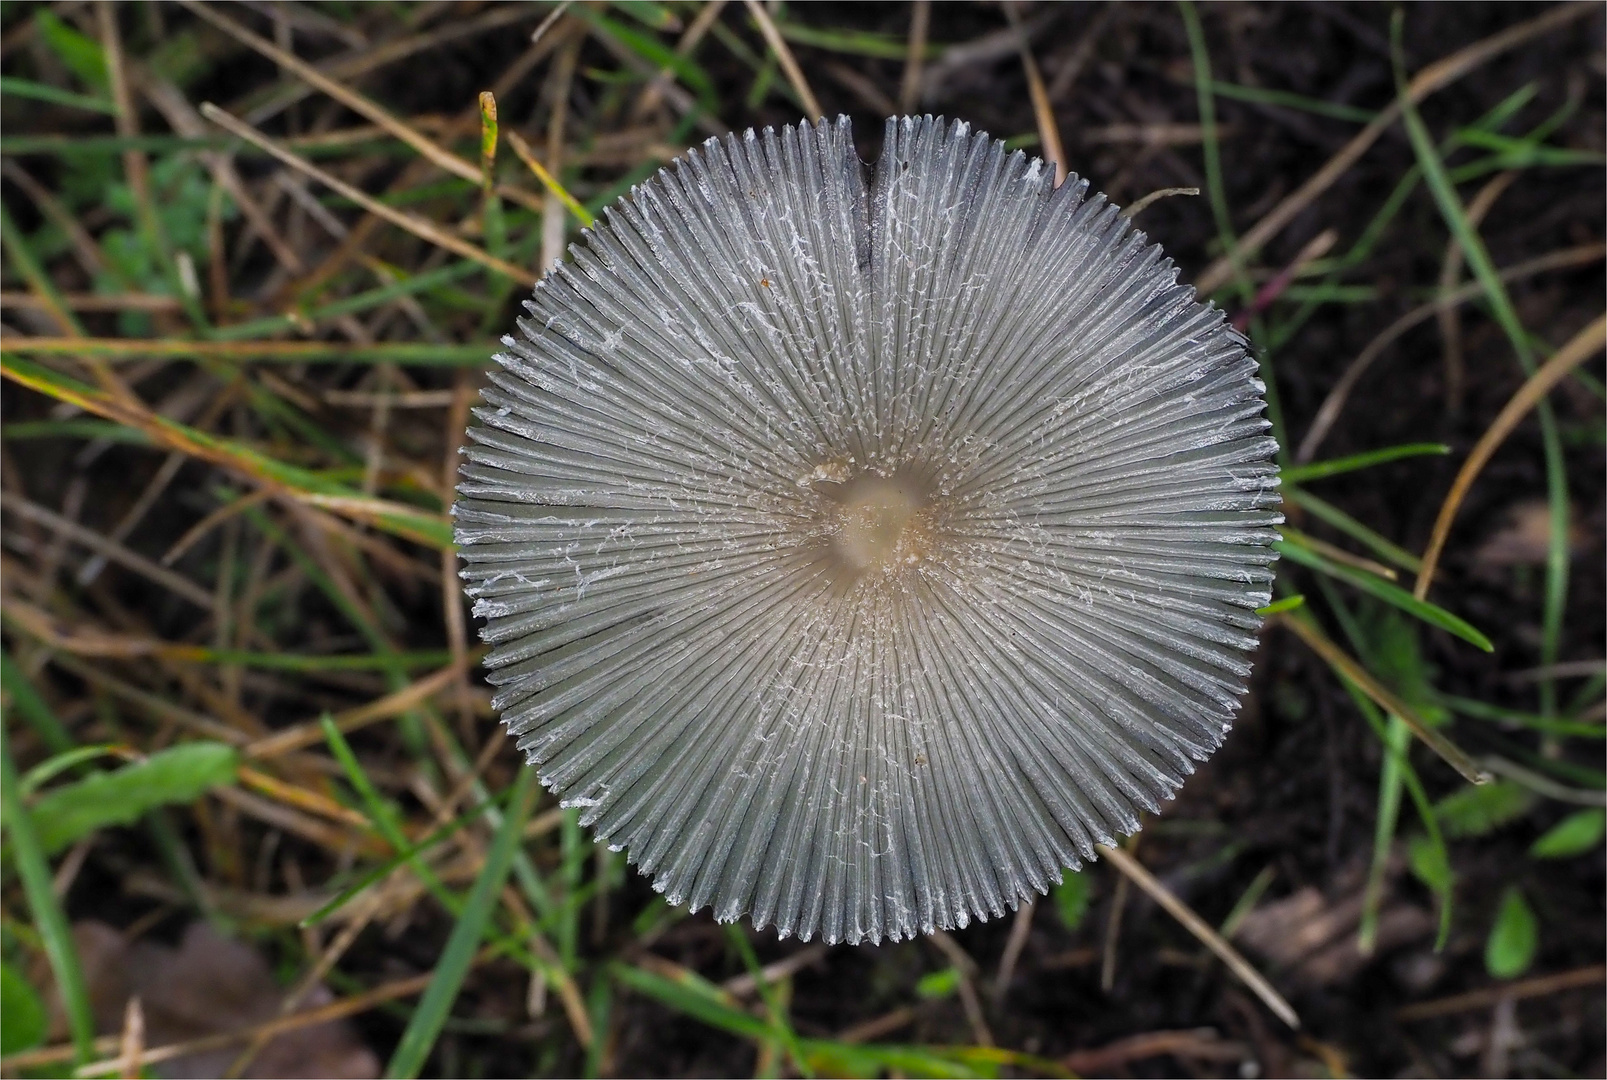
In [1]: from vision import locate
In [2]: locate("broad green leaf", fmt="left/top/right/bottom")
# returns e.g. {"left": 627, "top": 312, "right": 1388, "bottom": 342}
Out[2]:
{"left": 1434, "top": 781, "right": 1537, "bottom": 840}
{"left": 1407, "top": 833, "right": 1454, "bottom": 897}
{"left": 0, "top": 961, "right": 47, "bottom": 1054}
{"left": 1485, "top": 886, "right": 1538, "bottom": 979}
{"left": 33, "top": 12, "right": 108, "bottom": 91}
{"left": 28, "top": 742, "right": 239, "bottom": 854}
{"left": 915, "top": 967, "right": 961, "bottom": 1000}
{"left": 1052, "top": 872, "right": 1092, "bottom": 931}
{"left": 1529, "top": 808, "right": 1606, "bottom": 859}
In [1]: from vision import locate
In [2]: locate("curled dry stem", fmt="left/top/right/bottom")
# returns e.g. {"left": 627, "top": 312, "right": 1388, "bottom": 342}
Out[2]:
{"left": 1414, "top": 313, "right": 1607, "bottom": 599}
{"left": 1297, "top": 242, "right": 1605, "bottom": 462}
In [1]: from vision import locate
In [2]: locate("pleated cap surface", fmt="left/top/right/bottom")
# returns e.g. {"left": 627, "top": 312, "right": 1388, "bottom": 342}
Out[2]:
{"left": 455, "top": 115, "right": 1282, "bottom": 945}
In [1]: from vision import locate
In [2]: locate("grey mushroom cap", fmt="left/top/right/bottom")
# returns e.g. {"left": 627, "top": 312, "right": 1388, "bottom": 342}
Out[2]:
{"left": 454, "top": 115, "right": 1282, "bottom": 945}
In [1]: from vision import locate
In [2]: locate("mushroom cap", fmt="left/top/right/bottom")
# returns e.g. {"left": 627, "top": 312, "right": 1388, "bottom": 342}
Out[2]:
{"left": 455, "top": 115, "right": 1281, "bottom": 945}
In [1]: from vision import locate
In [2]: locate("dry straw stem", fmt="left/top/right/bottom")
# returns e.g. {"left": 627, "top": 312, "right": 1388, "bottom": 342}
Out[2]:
{"left": 1096, "top": 842, "right": 1299, "bottom": 1030}
{"left": 0, "top": 337, "right": 488, "bottom": 364}
{"left": 1296, "top": 242, "right": 1606, "bottom": 462}
{"left": 1194, "top": 1, "right": 1597, "bottom": 296}
{"left": 1414, "top": 313, "right": 1607, "bottom": 600}
{"left": 236, "top": 4, "right": 539, "bottom": 126}
{"left": 1274, "top": 613, "right": 1491, "bottom": 786}
{"left": 198, "top": 103, "right": 537, "bottom": 286}
{"left": 243, "top": 659, "right": 472, "bottom": 760}
{"left": 743, "top": 0, "right": 822, "bottom": 119}
{"left": 503, "top": 128, "right": 592, "bottom": 227}
{"left": 1004, "top": 1, "right": 1066, "bottom": 185}
{"left": 634, "top": 0, "right": 727, "bottom": 119}
{"left": 179, "top": 0, "right": 543, "bottom": 217}
{"left": 0, "top": 357, "right": 449, "bottom": 550}
{"left": 898, "top": 0, "right": 931, "bottom": 114}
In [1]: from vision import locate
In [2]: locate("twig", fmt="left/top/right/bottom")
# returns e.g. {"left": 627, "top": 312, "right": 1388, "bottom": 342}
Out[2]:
{"left": 1396, "top": 963, "right": 1607, "bottom": 1020}
{"left": 1100, "top": 836, "right": 1131, "bottom": 991}
{"left": 992, "top": 898, "right": 1036, "bottom": 999}
{"left": 926, "top": 929, "right": 995, "bottom": 1046}
{"left": 115, "top": 998, "right": 143, "bottom": 1080}
{"left": 1195, "top": 1, "right": 1597, "bottom": 296}
{"left": 743, "top": 0, "right": 822, "bottom": 120}
{"left": 1480, "top": 755, "right": 1607, "bottom": 808}
{"left": 199, "top": 103, "right": 537, "bottom": 286}
{"left": 898, "top": 0, "right": 931, "bottom": 114}
{"left": 58, "top": 965, "right": 461, "bottom": 1077}
{"left": 1097, "top": 843, "right": 1300, "bottom": 1030}
{"left": 1414, "top": 313, "right": 1606, "bottom": 598}
{"left": 719, "top": 944, "right": 830, "bottom": 999}
{"left": 180, "top": 0, "right": 543, "bottom": 216}
{"left": 1, "top": 493, "right": 216, "bottom": 610}
{"left": 1064, "top": 1028, "right": 1250, "bottom": 1074}
{"left": 1046, "top": 4, "right": 1114, "bottom": 101}
{"left": 1231, "top": 228, "right": 1337, "bottom": 331}
{"left": 530, "top": 1, "right": 572, "bottom": 46}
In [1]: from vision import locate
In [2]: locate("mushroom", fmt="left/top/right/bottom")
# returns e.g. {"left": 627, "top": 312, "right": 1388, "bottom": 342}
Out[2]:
{"left": 454, "top": 115, "right": 1281, "bottom": 945}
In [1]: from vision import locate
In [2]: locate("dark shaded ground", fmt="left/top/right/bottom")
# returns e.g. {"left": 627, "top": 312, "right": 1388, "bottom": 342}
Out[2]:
{"left": 2, "top": 3, "right": 1603, "bottom": 1078}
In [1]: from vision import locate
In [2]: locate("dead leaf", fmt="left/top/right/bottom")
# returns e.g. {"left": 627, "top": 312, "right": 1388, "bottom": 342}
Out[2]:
{"left": 1473, "top": 500, "right": 1582, "bottom": 568}
{"left": 71, "top": 921, "right": 379, "bottom": 1078}
{"left": 1233, "top": 859, "right": 1434, "bottom": 986}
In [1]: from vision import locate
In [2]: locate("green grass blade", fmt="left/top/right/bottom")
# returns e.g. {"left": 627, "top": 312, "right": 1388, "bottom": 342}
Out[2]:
{"left": 1283, "top": 486, "right": 1422, "bottom": 573}
{"left": 1281, "top": 443, "right": 1451, "bottom": 484}
{"left": 385, "top": 767, "right": 539, "bottom": 1079}
{"left": 725, "top": 925, "right": 814, "bottom": 1078}
{"left": 0, "top": 76, "right": 115, "bottom": 114}
{"left": 2, "top": 355, "right": 453, "bottom": 549}
{"left": 1433, "top": 694, "right": 1607, "bottom": 739}
{"left": 2, "top": 651, "right": 75, "bottom": 754}
{"left": 610, "top": 961, "right": 772, "bottom": 1040}
{"left": 1207, "top": 79, "right": 1377, "bottom": 123}
{"left": 1256, "top": 594, "right": 1306, "bottom": 617}
{"left": 302, "top": 801, "right": 495, "bottom": 927}
{"left": 1, "top": 720, "right": 96, "bottom": 1065}
{"left": 1179, "top": 1, "right": 1249, "bottom": 304}
{"left": 19, "top": 744, "right": 125, "bottom": 797}
{"left": 1275, "top": 539, "right": 1492, "bottom": 651}
{"left": 1391, "top": 10, "right": 1570, "bottom": 715}
{"left": 1312, "top": 585, "right": 1455, "bottom": 947}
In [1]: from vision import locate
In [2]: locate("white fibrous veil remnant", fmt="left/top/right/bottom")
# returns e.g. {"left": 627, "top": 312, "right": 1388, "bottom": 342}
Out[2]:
{"left": 454, "top": 115, "right": 1282, "bottom": 946}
